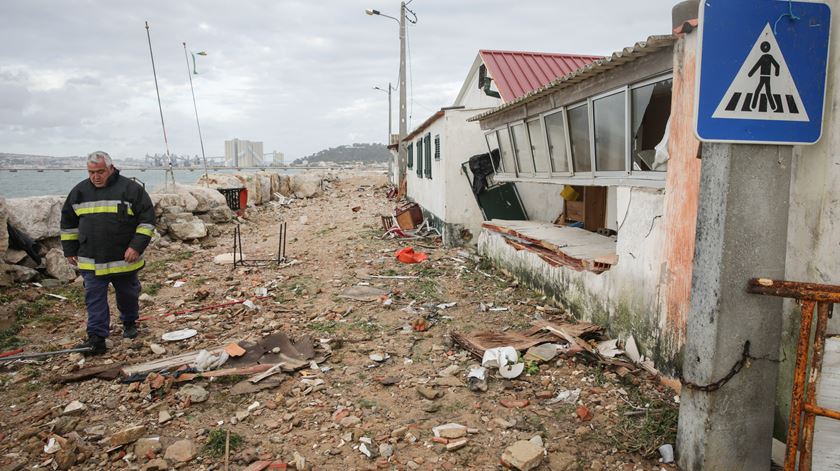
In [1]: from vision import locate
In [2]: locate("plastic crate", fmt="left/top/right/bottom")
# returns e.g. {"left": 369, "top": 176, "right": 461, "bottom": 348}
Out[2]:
{"left": 217, "top": 188, "right": 248, "bottom": 212}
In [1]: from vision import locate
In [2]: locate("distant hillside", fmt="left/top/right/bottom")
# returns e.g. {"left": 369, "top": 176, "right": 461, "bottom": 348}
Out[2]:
{"left": 293, "top": 143, "right": 390, "bottom": 164}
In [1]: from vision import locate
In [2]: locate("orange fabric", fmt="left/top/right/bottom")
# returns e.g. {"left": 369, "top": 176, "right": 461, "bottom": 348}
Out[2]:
{"left": 395, "top": 247, "right": 428, "bottom": 264}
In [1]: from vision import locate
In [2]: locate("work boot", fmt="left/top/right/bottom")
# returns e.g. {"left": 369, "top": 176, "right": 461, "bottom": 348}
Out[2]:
{"left": 123, "top": 322, "right": 138, "bottom": 339}
{"left": 75, "top": 335, "right": 106, "bottom": 356}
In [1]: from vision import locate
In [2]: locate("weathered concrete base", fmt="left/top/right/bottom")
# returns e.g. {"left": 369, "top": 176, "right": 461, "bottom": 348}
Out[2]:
{"left": 676, "top": 143, "right": 792, "bottom": 470}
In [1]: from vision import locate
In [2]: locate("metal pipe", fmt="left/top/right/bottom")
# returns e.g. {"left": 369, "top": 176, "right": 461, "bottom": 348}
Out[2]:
{"left": 784, "top": 300, "right": 815, "bottom": 470}
{"left": 803, "top": 403, "right": 840, "bottom": 421}
{"left": 144, "top": 21, "right": 175, "bottom": 190}
{"left": 0, "top": 346, "right": 93, "bottom": 363}
{"left": 799, "top": 302, "right": 830, "bottom": 471}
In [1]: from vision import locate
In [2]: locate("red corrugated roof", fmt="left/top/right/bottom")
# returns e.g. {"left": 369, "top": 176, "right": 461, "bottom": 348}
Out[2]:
{"left": 479, "top": 50, "right": 602, "bottom": 102}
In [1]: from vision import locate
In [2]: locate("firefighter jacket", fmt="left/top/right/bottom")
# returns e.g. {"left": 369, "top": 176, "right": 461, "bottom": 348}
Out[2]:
{"left": 60, "top": 169, "right": 155, "bottom": 276}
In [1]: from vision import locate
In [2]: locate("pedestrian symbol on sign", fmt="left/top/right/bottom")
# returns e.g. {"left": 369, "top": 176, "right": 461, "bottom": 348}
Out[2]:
{"left": 712, "top": 24, "right": 809, "bottom": 122}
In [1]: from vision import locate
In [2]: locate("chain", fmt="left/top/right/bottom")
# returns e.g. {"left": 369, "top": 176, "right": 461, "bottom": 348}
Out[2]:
{"left": 681, "top": 341, "right": 751, "bottom": 392}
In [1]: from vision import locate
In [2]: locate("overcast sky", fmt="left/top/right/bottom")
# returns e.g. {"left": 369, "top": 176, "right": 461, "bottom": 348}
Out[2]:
{"left": 0, "top": 1, "right": 676, "bottom": 162}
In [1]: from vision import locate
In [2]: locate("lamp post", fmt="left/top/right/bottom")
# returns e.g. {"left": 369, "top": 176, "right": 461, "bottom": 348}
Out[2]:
{"left": 373, "top": 83, "right": 395, "bottom": 144}
{"left": 182, "top": 42, "right": 209, "bottom": 184}
{"left": 366, "top": 3, "right": 415, "bottom": 189}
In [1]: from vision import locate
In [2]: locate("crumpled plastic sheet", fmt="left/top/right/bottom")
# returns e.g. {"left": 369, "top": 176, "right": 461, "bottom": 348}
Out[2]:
{"left": 191, "top": 349, "right": 230, "bottom": 372}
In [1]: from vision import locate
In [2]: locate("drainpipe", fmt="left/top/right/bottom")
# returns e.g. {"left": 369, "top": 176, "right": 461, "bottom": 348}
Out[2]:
{"left": 483, "top": 77, "right": 501, "bottom": 99}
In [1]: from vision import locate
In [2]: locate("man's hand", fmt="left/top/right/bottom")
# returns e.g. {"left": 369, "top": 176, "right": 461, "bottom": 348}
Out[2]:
{"left": 124, "top": 248, "right": 140, "bottom": 263}
{"left": 66, "top": 256, "right": 78, "bottom": 266}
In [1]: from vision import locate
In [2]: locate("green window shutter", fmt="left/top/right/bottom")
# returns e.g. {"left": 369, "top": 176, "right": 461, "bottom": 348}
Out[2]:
{"left": 434, "top": 134, "right": 440, "bottom": 160}
{"left": 407, "top": 143, "right": 413, "bottom": 169}
{"left": 424, "top": 133, "right": 432, "bottom": 179}
{"left": 416, "top": 139, "right": 423, "bottom": 177}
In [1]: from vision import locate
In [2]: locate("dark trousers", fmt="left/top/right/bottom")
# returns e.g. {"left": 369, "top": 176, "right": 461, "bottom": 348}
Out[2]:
{"left": 81, "top": 271, "right": 141, "bottom": 338}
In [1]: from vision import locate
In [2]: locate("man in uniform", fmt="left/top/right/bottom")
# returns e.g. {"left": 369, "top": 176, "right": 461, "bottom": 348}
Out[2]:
{"left": 61, "top": 151, "right": 155, "bottom": 355}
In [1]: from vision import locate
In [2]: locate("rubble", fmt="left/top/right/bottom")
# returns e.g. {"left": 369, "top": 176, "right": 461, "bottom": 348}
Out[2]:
{"left": 501, "top": 439, "right": 545, "bottom": 471}
{"left": 0, "top": 172, "right": 677, "bottom": 470}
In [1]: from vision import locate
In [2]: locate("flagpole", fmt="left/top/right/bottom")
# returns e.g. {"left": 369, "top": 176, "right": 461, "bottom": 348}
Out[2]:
{"left": 183, "top": 42, "right": 209, "bottom": 186}
{"left": 145, "top": 21, "right": 175, "bottom": 189}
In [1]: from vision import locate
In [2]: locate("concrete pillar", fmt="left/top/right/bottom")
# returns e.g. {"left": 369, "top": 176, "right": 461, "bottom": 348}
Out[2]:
{"left": 677, "top": 143, "right": 792, "bottom": 470}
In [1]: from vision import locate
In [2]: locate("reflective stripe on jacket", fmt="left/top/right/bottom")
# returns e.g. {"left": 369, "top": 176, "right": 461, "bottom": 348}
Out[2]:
{"left": 60, "top": 170, "right": 155, "bottom": 276}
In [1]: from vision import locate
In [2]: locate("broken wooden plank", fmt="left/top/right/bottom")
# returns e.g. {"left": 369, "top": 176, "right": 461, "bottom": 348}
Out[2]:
{"left": 450, "top": 331, "right": 558, "bottom": 359}
{"left": 122, "top": 346, "right": 226, "bottom": 376}
{"left": 174, "top": 363, "right": 274, "bottom": 382}
{"left": 54, "top": 363, "right": 123, "bottom": 383}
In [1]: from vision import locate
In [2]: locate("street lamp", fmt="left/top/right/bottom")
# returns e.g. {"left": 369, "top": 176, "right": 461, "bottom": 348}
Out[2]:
{"left": 373, "top": 83, "right": 395, "bottom": 145}
{"left": 366, "top": 3, "right": 416, "bottom": 189}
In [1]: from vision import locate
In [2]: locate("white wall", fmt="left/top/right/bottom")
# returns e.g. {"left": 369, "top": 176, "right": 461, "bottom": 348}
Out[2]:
{"left": 405, "top": 118, "right": 447, "bottom": 220}
{"left": 479, "top": 187, "right": 668, "bottom": 362}
{"left": 457, "top": 64, "right": 503, "bottom": 110}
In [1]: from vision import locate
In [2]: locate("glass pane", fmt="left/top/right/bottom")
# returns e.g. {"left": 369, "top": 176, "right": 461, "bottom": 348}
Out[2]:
{"left": 593, "top": 91, "right": 626, "bottom": 172}
{"left": 568, "top": 105, "right": 591, "bottom": 173}
{"left": 631, "top": 79, "right": 672, "bottom": 172}
{"left": 527, "top": 119, "right": 550, "bottom": 173}
{"left": 497, "top": 129, "right": 516, "bottom": 174}
{"left": 544, "top": 111, "right": 570, "bottom": 173}
{"left": 510, "top": 123, "right": 534, "bottom": 174}
{"left": 485, "top": 132, "right": 501, "bottom": 173}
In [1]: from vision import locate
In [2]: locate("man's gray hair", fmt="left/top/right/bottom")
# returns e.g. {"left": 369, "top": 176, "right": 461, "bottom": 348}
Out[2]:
{"left": 87, "top": 151, "right": 113, "bottom": 168}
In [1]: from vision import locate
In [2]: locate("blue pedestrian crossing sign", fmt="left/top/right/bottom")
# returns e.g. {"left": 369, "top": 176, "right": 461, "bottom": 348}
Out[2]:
{"left": 695, "top": 0, "right": 831, "bottom": 145}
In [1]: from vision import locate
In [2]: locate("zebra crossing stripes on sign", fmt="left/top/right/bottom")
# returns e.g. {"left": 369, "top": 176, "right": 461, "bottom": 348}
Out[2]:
{"left": 712, "top": 24, "right": 808, "bottom": 122}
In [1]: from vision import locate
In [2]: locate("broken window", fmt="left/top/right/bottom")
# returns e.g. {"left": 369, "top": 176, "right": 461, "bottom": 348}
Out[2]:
{"left": 496, "top": 128, "right": 516, "bottom": 175}
{"left": 544, "top": 109, "right": 570, "bottom": 174}
{"left": 631, "top": 77, "right": 672, "bottom": 172}
{"left": 485, "top": 131, "right": 501, "bottom": 173}
{"left": 510, "top": 122, "right": 534, "bottom": 175}
{"left": 567, "top": 103, "right": 591, "bottom": 173}
{"left": 527, "top": 118, "right": 550, "bottom": 174}
{"left": 593, "top": 90, "right": 627, "bottom": 172}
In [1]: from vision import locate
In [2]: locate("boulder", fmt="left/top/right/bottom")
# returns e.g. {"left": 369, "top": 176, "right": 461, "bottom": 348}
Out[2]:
{"left": 45, "top": 248, "right": 77, "bottom": 283}
{"left": 5, "top": 195, "right": 64, "bottom": 240}
{"left": 168, "top": 220, "right": 207, "bottom": 241}
{"left": 237, "top": 174, "right": 263, "bottom": 206}
{"left": 164, "top": 439, "right": 197, "bottom": 463}
{"left": 205, "top": 206, "right": 233, "bottom": 223}
{"left": 290, "top": 174, "right": 322, "bottom": 199}
{"left": 151, "top": 190, "right": 198, "bottom": 213}
{"left": 278, "top": 175, "right": 292, "bottom": 196}
{"left": 0, "top": 263, "right": 12, "bottom": 287}
{"left": 0, "top": 197, "right": 8, "bottom": 259}
{"left": 261, "top": 172, "right": 280, "bottom": 197}
{"left": 174, "top": 184, "right": 227, "bottom": 213}
{"left": 3, "top": 248, "right": 27, "bottom": 264}
{"left": 196, "top": 173, "right": 243, "bottom": 190}
{"left": 255, "top": 173, "right": 271, "bottom": 204}
{"left": 6, "top": 264, "right": 39, "bottom": 282}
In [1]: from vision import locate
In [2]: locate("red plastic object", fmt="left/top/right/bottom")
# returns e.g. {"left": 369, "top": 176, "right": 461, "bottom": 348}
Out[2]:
{"left": 395, "top": 247, "right": 428, "bottom": 264}
{"left": 238, "top": 188, "right": 248, "bottom": 214}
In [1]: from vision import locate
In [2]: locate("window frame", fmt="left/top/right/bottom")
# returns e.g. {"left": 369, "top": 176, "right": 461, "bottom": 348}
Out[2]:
{"left": 540, "top": 107, "right": 573, "bottom": 177}
{"left": 590, "top": 86, "right": 630, "bottom": 178}
{"left": 424, "top": 133, "right": 432, "bottom": 179}
{"left": 508, "top": 120, "right": 535, "bottom": 177}
{"left": 526, "top": 116, "right": 551, "bottom": 178}
{"left": 566, "top": 100, "right": 593, "bottom": 178}
{"left": 406, "top": 142, "right": 413, "bottom": 169}
{"left": 434, "top": 134, "right": 441, "bottom": 161}
{"left": 415, "top": 137, "right": 423, "bottom": 177}
{"left": 486, "top": 126, "right": 517, "bottom": 177}
{"left": 628, "top": 73, "right": 673, "bottom": 180}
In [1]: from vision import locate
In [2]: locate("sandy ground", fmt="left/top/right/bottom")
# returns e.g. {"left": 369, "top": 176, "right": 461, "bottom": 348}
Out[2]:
{"left": 0, "top": 173, "right": 680, "bottom": 470}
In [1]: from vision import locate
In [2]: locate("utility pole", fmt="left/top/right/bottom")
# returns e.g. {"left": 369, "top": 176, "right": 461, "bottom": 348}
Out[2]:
{"left": 387, "top": 81, "right": 393, "bottom": 144}
{"left": 182, "top": 42, "right": 209, "bottom": 185}
{"left": 398, "top": 2, "right": 407, "bottom": 188}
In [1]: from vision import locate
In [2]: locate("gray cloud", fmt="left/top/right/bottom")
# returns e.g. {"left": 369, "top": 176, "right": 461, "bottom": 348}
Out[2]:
{"left": 0, "top": 0, "right": 676, "bottom": 161}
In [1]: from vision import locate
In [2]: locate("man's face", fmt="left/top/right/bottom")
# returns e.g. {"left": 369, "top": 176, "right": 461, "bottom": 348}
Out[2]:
{"left": 87, "top": 159, "right": 113, "bottom": 188}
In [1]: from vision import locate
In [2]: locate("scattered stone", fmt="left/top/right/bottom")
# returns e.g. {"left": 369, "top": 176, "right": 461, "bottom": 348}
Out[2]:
{"left": 158, "top": 410, "right": 172, "bottom": 424}
{"left": 417, "top": 386, "right": 443, "bottom": 400}
{"left": 164, "top": 439, "right": 197, "bottom": 463}
{"left": 62, "top": 400, "right": 86, "bottom": 416}
{"left": 548, "top": 452, "right": 581, "bottom": 471}
{"left": 575, "top": 406, "right": 593, "bottom": 422}
{"left": 438, "top": 364, "right": 461, "bottom": 377}
{"left": 500, "top": 440, "right": 544, "bottom": 471}
{"left": 109, "top": 425, "right": 147, "bottom": 446}
{"left": 149, "top": 343, "right": 166, "bottom": 355}
{"left": 213, "top": 253, "right": 237, "bottom": 265}
{"left": 433, "top": 423, "right": 467, "bottom": 439}
{"left": 340, "top": 416, "right": 361, "bottom": 428}
{"left": 141, "top": 458, "right": 170, "bottom": 471}
{"left": 446, "top": 438, "right": 468, "bottom": 451}
{"left": 177, "top": 384, "right": 209, "bottom": 403}
{"left": 500, "top": 399, "right": 530, "bottom": 409}
{"left": 134, "top": 437, "right": 162, "bottom": 459}
{"left": 379, "top": 443, "right": 394, "bottom": 458}
{"left": 45, "top": 248, "right": 76, "bottom": 282}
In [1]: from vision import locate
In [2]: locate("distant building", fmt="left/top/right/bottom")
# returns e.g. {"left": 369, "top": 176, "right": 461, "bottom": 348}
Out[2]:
{"left": 224, "top": 139, "right": 264, "bottom": 167}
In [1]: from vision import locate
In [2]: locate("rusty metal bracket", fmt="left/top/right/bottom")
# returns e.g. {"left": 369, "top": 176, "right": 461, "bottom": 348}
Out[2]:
{"left": 747, "top": 277, "right": 840, "bottom": 471}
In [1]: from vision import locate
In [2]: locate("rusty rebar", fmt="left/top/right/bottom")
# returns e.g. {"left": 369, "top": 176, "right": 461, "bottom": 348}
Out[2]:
{"left": 747, "top": 278, "right": 840, "bottom": 302}
{"left": 784, "top": 299, "right": 815, "bottom": 470}
{"left": 799, "top": 302, "right": 829, "bottom": 471}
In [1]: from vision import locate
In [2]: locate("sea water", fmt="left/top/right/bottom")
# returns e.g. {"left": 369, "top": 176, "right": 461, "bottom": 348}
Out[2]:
{"left": 0, "top": 168, "right": 298, "bottom": 198}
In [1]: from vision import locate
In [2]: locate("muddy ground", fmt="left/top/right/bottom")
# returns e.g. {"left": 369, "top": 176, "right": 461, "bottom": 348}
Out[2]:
{"left": 0, "top": 173, "right": 679, "bottom": 470}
